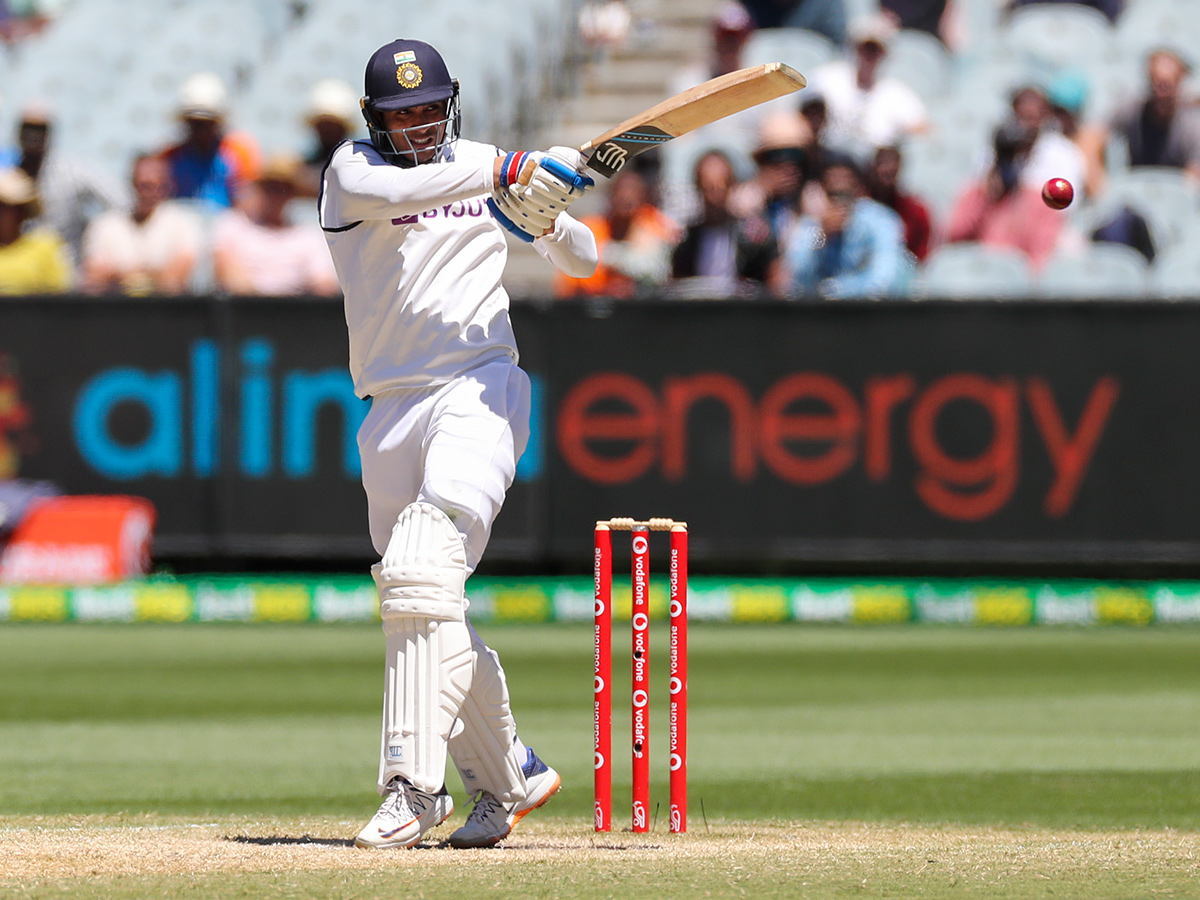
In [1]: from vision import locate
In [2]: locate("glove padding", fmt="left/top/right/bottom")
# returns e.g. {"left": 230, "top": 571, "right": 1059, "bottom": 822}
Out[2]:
{"left": 488, "top": 188, "right": 556, "bottom": 242}
{"left": 489, "top": 148, "right": 594, "bottom": 242}
{"left": 522, "top": 147, "right": 594, "bottom": 211}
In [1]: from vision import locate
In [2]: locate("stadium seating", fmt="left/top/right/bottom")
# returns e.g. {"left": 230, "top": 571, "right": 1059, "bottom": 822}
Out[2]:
{"left": 1150, "top": 244, "right": 1200, "bottom": 298}
{"left": 1000, "top": 4, "right": 1115, "bottom": 73}
{"left": 741, "top": 27, "right": 839, "bottom": 75}
{"left": 917, "top": 244, "right": 1035, "bottom": 299}
{"left": 1, "top": 0, "right": 1199, "bottom": 300}
{"left": 880, "top": 29, "right": 955, "bottom": 101}
{"left": 1035, "top": 243, "right": 1151, "bottom": 299}
{"left": 1113, "top": 1, "right": 1200, "bottom": 67}
{"left": 1101, "top": 167, "right": 1200, "bottom": 254}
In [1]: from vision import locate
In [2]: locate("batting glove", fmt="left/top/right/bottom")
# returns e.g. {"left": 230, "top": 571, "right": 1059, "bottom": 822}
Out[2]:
{"left": 489, "top": 149, "right": 594, "bottom": 241}
{"left": 488, "top": 186, "right": 556, "bottom": 242}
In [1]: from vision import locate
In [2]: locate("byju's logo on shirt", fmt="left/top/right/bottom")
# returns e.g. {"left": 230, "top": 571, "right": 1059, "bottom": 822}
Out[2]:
{"left": 392, "top": 200, "right": 489, "bottom": 225}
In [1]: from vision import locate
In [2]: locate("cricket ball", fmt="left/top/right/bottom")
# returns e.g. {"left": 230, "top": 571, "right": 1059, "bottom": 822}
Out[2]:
{"left": 1042, "top": 177, "right": 1074, "bottom": 210}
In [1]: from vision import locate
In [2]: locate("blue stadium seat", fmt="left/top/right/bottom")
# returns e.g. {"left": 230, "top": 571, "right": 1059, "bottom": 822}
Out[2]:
{"left": 1036, "top": 243, "right": 1150, "bottom": 299}
{"left": 1102, "top": 167, "right": 1200, "bottom": 253}
{"left": 917, "top": 243, "right": 1034, "bottom": 299}
{"left": 881, "top": 29, "right": 954, "bottom": 100}
{"left": 1001, "top": 4, "right": 1115, "bottom": 71}
{"left": 1150, "top": 244, "right": 1200, "bottom": 299}
{"left": 1113, "top": 2, "right": 1200, "bottom": 69}
{"left": 742, "top": 28, "right": 840, "bottom": 75}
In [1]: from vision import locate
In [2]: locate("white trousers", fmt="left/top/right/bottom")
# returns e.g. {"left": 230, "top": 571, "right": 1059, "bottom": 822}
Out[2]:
{"left": 358, "top": 358, "right": 531, "bottom": 573}
{"left": 358, "top": 358, "right": 532, "bottom": 795}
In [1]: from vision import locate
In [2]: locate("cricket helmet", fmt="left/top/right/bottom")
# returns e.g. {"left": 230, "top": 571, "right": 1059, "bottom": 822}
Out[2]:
{"left": 362, "top": 38, "right": 461, "bottom": 166}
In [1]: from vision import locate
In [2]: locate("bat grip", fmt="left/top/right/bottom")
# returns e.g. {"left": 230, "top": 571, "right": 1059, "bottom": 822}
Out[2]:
{"left": 517, "top": 155, "right": 591, "bottom": 190}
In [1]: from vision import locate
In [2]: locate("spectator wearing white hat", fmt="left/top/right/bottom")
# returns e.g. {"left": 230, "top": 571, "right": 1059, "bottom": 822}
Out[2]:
{"left": 157, "top": 72, "right": 262, "bottom": 210}
{"left": 0, "top": 167, "right": 71, "bottom": 294}
{"left": 807, "top": 14, "right": 929, "bottom": 159}
{"left": 297, "top": 79, "right": 361, "bottom": 199}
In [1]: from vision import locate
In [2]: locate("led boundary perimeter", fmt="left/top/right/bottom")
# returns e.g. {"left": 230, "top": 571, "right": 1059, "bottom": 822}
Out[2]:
{"left": 594, "top": 517, "right": 688, "bottom": 834}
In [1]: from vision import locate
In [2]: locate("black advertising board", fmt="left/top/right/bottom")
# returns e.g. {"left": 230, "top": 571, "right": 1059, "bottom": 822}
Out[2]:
{"left": 534, "top": 301, "right": 1196, "bottom": 568}
{"left": 3, "top": 295, "right": 1199, "bottom": 572}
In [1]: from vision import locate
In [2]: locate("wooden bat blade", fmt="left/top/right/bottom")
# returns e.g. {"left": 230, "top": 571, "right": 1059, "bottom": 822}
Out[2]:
{"left": 581, "top": 62, "right": 806, "bottom": 178}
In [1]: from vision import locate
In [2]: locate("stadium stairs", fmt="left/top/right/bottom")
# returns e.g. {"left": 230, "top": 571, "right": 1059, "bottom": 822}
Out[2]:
{"left": 503, "top": 0, "right": 722, "bottom": 296}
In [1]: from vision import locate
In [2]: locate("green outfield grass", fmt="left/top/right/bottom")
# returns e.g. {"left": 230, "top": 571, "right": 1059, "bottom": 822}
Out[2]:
{"left": 2, "top": 622, "right": 1199, "bottom": 898}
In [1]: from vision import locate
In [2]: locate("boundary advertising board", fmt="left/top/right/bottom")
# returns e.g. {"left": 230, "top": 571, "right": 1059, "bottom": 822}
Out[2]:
{"left": 2, "top": 296, "right": 1196, "bottom": 572}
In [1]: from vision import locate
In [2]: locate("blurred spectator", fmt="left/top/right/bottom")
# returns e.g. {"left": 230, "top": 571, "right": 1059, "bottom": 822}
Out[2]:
{"left": 868, "top": 145, "right": 933, "bottom": 262}
{"left": 579, "top": 0, "right": 633, "bottom": 54}
{"left": 555, "top": 168, "right": 680, "bottom": 299}
{"left": 1079, "top": 49, "right": 1200, "bottom": 194}
{"left": 80, "top": 154, "right": 204, "bottom": 295}
{"left": 0, "top": 0, "right": 56, "bottom": 44}
{"left": 1047, "top": 71, "right": 1089, "bottom": 154}
{"left": 158, "top": 72, "right": 262, "bottom": 210}
{"left": 298, "top": 79, "right": 361, "bottom": 199}
{"left": 799, "top": 94, "right": 832, "bottom": 172}
{"left": 782, "top": 154, "right": 911, "bottom": 298}
{"left": 808, "top": 14, "right": 929, "bottom": 159}
{"left": 0, "top": 167, "right": 71, "bottom": 294}
{"left": 730, "top": 112, "right": 813, "bottom": 248}
{"left": 946, "top": 122, "right": 1063, "bottom": 271}
{"left": 662, "top": 1, "right": 759, "bottom": 223}
{"left": 740, "top": 0, "right": 847, "bottom": 45}
{"left": 879, "top": 0, "right": 955, "bottom": 46}
{"left": 671, "top": 150, "right": 778, "bottom": 292}
{"left": 1090, "top": 206, "right": 1156, "bottom": 263}
{"left": 0, "top": 102, "right": 127, "bottom": 266}
{"left": 1006, "top": 0, "right": 1122, "bottom": 25}
{"left": 1007, "top": 85, "right": 1087, "bottom": 196}
{"left": 684, "top": 0, "right": 754, "bottom": 84}
{"left": 211, "top": 153, "right": 338, "bottom": 296}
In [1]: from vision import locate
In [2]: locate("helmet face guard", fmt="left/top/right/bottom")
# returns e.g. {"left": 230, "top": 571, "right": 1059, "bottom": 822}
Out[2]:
{"left": 362, "top": 84, "right": 461, "bottom": 167}
{"left": 362, "top": 39, "right": 461, "bottom": 167}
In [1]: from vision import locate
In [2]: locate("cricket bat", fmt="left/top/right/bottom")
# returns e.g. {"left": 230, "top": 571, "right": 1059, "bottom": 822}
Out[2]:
{"left": 579, "top": 62, "right": 806, "bottom": 178}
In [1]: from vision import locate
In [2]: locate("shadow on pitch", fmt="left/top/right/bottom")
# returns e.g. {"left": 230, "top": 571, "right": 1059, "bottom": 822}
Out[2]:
{"left": 225, "top": 835, "right": 356, "bottom": 848}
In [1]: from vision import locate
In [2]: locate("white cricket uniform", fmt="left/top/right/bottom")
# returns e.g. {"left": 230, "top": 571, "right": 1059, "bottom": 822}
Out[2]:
{"left": 319, "top": 137, "right": 596, "bottom": 571}
{"left": 322, "top": 137, "right": 597, "bottom": 800}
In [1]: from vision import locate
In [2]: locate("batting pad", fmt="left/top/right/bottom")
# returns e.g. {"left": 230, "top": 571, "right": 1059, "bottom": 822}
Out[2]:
{"left": 374, "top": 502, "right": 473, "bottom": 794}
{"left": 448, "top": 627, "right": 528, "bottom": 803}
{"left": 376, "top": 502, "right": 468, "bottom": 620}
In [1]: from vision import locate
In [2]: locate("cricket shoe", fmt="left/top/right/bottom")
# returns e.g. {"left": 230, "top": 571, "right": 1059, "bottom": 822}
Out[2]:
{"left": 448, "top": 748, "right": 562, "bottom": 849}
{"left": 354, "top": 779, "right": 454, "bottom": 849}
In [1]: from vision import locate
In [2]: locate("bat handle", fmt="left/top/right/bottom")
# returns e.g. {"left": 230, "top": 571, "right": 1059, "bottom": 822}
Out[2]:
{"left": 517, "top": 155, "right": 592, "bottom": 190}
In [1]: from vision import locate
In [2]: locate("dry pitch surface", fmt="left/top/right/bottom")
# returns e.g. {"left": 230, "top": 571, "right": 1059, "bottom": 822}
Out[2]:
{"left": 3, "top": 816, "right": 1199, "bottom": 899}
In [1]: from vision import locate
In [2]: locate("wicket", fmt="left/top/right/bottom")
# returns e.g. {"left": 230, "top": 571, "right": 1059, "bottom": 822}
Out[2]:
{"left": 594, "top": 517, "right": 688, "bottom": 834}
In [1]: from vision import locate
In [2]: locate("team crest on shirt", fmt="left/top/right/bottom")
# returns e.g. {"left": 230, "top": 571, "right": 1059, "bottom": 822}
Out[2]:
{"left": 396, "top": 63, "right": 423, "bottom": 89}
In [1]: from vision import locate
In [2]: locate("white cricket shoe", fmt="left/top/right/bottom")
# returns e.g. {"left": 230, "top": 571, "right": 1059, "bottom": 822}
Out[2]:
{"left": 448, "top": 748, "right": 561, "bottom": 849}
{"left": 354, "top": 780, "right": 455, "bottom": 849}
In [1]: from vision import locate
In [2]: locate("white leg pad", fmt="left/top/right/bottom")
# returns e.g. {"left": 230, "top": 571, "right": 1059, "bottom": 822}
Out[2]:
{"left": 448, "top": 627, "right": 528, "bottom": 803}
{"left": 374, "top": 502, "right": 473, "bottom": 794}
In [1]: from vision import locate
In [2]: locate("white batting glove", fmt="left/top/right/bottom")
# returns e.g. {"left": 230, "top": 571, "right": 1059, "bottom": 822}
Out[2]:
{"left": 525, "top": 147, "right": 594, "bottom": 210}
{"left": 488, "top": 186, "right": 556, "bottom": 241}
{"left": 488, "top": 149, "right": 594, "bottom": 241}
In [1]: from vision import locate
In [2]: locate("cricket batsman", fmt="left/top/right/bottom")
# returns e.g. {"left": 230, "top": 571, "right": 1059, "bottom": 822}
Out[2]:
{"left": 318, "top": 38, "right": 598, "bottom": 848}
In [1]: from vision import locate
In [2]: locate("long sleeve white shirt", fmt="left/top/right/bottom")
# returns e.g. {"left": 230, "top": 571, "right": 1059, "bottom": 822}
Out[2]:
{"left": 319, "top": 138, "right": 597, "bottom": 397}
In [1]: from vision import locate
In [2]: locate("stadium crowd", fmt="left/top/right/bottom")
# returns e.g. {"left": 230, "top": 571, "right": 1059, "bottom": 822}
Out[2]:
{"left": 0, "top": 0, "right": 1197, "bottom": 300}
{"left": 562, "top": 0, "right": 1200, "bottom": 299}
{"left": 0, "top": 67, "right": 349, "bottom": 297}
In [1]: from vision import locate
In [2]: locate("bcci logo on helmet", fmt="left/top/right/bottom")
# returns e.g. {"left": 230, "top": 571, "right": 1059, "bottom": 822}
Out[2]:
{"left": 396, "top": 63, "right": 423, "bottom": 89}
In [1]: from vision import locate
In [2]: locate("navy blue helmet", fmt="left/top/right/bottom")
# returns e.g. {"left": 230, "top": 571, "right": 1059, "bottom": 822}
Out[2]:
{"left": 362, "top": 39, "right": 461, "bottom": 166}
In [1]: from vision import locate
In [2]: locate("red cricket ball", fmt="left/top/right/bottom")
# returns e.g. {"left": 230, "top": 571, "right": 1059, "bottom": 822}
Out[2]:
{"left": 1042, "top": 177, "right": 1074, "bottom": 210}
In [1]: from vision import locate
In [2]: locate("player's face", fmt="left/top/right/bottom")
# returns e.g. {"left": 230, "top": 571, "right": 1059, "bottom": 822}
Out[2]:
{"left": 381, "top": 102, "right": 449, "bottom": 164}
